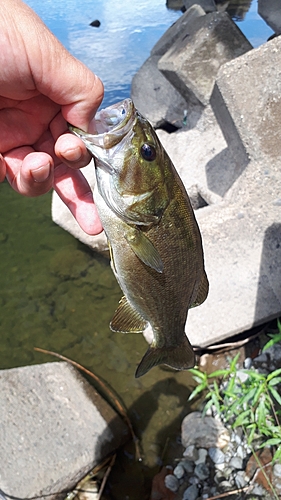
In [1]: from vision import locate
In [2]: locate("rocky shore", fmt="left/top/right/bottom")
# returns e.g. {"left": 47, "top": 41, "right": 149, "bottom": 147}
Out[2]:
{"left": 151, "top": 341, "right": 281, "bottom": 500}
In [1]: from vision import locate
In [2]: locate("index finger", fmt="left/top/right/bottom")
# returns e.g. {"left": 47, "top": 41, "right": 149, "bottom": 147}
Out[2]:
{"left": 53, "top": 163, "right": 103, "bottom": 235}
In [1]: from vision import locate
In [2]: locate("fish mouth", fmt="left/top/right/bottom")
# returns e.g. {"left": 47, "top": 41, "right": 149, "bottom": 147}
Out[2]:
{"left": 68, "top": 99, "right": 136, "bottom": 156}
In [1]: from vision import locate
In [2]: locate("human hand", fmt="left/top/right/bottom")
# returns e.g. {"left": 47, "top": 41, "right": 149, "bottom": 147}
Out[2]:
{"left": 0, "top": 0, "right": 104, "bottom": 234}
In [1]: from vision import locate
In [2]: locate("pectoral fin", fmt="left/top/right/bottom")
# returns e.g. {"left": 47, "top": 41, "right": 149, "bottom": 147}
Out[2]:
{"left": 124, "top": 227, "right": 163, "bottom": 273}
{"left": 191, "top": 271, "right": 209, "bottom": 308}
{"left": 110, "top": 296, "right": 148, "bottom": 333}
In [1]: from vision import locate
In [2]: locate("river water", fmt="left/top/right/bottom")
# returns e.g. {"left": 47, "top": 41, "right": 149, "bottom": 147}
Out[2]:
{"left": 0, "top": 0, "right": 273, "bottom": 498}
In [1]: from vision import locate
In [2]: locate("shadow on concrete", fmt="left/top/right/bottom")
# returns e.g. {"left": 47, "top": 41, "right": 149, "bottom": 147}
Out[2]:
{"left": 254, "top": 223, "right": 281, "bottom": 326}
{"left": 205, "top": 147, "right": 246, "bottom": 197}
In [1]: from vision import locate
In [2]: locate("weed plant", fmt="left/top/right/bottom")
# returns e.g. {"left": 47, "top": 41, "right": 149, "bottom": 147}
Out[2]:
{"left": 189, "top": 320, "right": 281, "bottom": 463}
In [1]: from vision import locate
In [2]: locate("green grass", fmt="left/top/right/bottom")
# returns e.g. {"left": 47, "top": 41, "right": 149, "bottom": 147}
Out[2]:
{"left": 188, "top": 321, "right": 281, "bottom": 464}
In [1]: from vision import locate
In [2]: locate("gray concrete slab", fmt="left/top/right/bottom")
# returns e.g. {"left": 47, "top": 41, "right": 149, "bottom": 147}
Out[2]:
{"left": 131, "top": 55, "right": 190, "bottom": 128}
{"left": 158, "top": 11, "right": 252, "bottom": 106}
{"left": 151, "top": 5, "right": 205, "bottom": 56}
{"left": 211, "top": 35, "right": 281, "bottom": 165}
{"left": 0, "top": 362, "right": 129, "bottom": 499}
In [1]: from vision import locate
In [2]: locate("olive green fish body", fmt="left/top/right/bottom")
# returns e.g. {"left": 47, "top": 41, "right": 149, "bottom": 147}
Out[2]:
{"left": 69, "top": 99, "right": 208, "bottom": 377}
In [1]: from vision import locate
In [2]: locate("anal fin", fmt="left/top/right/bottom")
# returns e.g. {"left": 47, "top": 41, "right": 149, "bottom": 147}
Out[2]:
{"left": 110, "top": 296, "right": 148, "bottom": 333}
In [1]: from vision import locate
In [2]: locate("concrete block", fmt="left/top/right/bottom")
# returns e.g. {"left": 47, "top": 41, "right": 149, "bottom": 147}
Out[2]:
{"left": 158, "top": 11, "right": 252, "bottom": 106}
{"left": 166, "top": 0, "right": 184, "bottom": 10}
{"left": 258, "top": 0, "right": 281, "bottom": 35}
{"left": 131, "top": 55, "right": 201, "bottom": 129}
{"left": 211, "top": 35, "right": 281, "bottom": 164}
{"left": 188, "top": 158, "right": 281, "bottom": 347}
{"left": 151, "top": 5, "right": 205, "bottom": 56}
{"left": 183, "top": 0, "right": 216, "bottom": 13}
{"left": 0, "top": 362, "right": 129, "bottom": 499}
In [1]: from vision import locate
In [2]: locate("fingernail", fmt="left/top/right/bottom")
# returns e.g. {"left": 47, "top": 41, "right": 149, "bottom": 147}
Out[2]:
{"left": 61, "top": 147, "right": 82, "bottom": 162}
{"left": 31, "top": 163, "right": 51, "bottom": 183}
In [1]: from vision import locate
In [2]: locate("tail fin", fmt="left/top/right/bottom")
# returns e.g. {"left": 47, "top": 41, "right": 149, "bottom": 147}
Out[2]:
{"left": 135, "top": 336, "right": 195, "bottom": 378}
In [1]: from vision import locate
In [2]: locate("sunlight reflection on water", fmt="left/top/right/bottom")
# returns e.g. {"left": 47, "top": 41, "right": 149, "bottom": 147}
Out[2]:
{"left": 25, "top": 0, "right": 272, "bottom": 108}
{"left": 26, "top": 0, "right": 181, "bottom": 107}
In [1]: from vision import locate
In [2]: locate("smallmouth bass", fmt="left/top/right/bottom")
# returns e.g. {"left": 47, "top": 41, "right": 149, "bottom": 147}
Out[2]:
{"left": 69, "top": 99, "right": 208, "bottom": 378}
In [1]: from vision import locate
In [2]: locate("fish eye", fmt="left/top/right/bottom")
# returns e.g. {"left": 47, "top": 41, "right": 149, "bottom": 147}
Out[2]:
{"left": 140, "top": 143, "right": 156, "bottom": 162}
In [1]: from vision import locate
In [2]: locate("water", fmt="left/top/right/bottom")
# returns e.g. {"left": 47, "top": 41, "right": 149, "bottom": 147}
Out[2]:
{"left": 0, "top": 0, "right": 273, "bottom": 498}
{"left": 23, "top": 0, "right": 272, "bottom": 108}
{"left": 25, "top": 0, "right": 182, "bottom": 108}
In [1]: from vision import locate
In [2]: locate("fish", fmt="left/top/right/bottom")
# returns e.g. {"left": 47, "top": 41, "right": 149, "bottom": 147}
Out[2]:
{"left": 69, "top": 98, "right": 208, "bottom": 378}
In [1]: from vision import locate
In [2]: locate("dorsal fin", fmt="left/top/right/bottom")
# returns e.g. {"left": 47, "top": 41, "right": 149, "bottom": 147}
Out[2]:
{"left": 110, "top": 296, "right": 148, "bottom": 333}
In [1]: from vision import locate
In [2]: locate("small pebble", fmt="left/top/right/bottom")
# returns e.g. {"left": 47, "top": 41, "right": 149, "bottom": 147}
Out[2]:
{"left": 236, "top": 370, "right": 249, "bottom": 383}
{"left": 214, "top": 463, "right": 225, "bottom": 471}
{"left": 189, "top": 476, "right": 199, "bottom": 485}
{"left": 234, "top": 433, "right": 242, "bottom": 446}
{"left": 173, "top": 464, "right": 185, "bottom": 479}
{"left": 183, "top": 484, "right": 199, "bottom": 500}
{"left": 229, "top": 456, "right": 243, "bottom": 470}
{"left": 194, "top": 463, "right": 209, "bottom": 480}
{"left": 219, "top": 480, "right": 234, "bottom": 492}
{"left": 194, "top": 448, "right": 207, "bottom": 465}
{"left": 273, "top": 463, "right": 281, "bottom": 479}
{"left": 208, "top": 447, "right": 225, "bottom": 464}
{"left": 234, "top": 470, "right": 247, "bottom": 488}
{"left": 274, "top": 482, "right": 281, "bottom": 495}
{"left": 214, "top": 471, "right": 226, "bottom": 484}
{"left": 251, "top": 484, "right": 266, "bottom": 496}
{"left": 183, "top": 444, "right": 199, "bottom": 462}
{"left": 181, "top": 459, "right": 194, "bottom": 474}
{"left": 243, "top": 357, "right": 252, "bottom": 369}
{"left": 164, "top": 474, "right": 179, "bottom": 492}
{"left": 236, "top": 444, "right": 245, "bottom": 459}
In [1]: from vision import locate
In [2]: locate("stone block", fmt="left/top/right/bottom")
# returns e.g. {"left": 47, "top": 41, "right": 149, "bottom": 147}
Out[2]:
{"left": 211, "top": 35, "right": 281, "bottom": 164}
{"left": 0, "top": 362, "right": 129, "bottom": 499}
{"left": 151, "top": 5, "right": 205, "bottom": 56}
{"left": 131, "top": 55, "right": 198, "bottom": 128}
{"left": 158, "top": 11, "right": 252, "bottom": 106}
{"left": 166, "top": 0, "right": 184, "bottom": 10}
{"left": 183, "top": 0, "right": 216, "bottom": 13}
